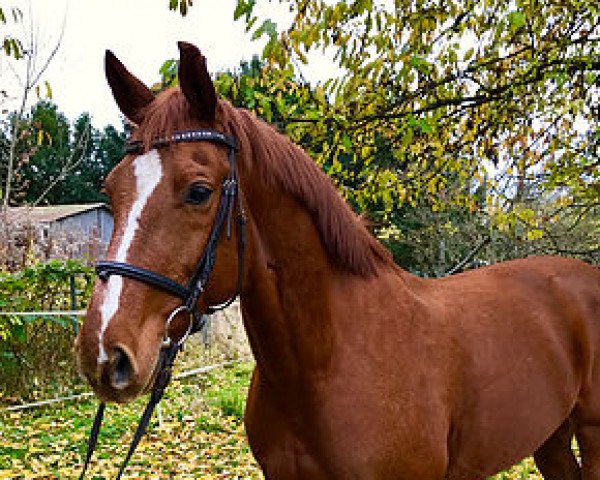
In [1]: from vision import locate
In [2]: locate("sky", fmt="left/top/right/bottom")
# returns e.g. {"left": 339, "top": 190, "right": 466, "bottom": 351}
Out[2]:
{"left": 2, "top": 0, "right": 310, "bottom": 128}
{"left": 6, "top": 1, "right": 588, "bottom": 135}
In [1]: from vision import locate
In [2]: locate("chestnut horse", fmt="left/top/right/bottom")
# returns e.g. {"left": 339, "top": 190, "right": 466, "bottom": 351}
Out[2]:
{"left": 76, "top": 42, "right": 600, "bottom": 479}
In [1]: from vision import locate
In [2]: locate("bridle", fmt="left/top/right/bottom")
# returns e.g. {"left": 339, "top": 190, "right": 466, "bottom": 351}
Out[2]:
{"left": 79, "top": 129, "right": 247, "bottom": 479}
{"left": 99, "top": 129, "right": 246, "bottom": 325}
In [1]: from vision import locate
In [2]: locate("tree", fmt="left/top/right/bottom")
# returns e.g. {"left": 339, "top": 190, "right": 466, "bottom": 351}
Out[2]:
{"left": 1, "top": 3, "right": 63, "bottom": 211}
{"left": 2, "top": 100, "right": 126, "bottom": 206}
{"left": 7, "top": 102, "right": 90, "bottom": 205}
{"left": 0, "top": 6, "right": 23, "bottom": 116}
{"left": 53, "top": 119, "right": 126, "bottom": 204}
{"left": 169, "top": 0, "right": 599, "bottom": 269}
{"left": 0, "top": 6, "right": 23, "bottom": 61}
{"left": 173, "top": 1, "right": 598, "bottom": 204}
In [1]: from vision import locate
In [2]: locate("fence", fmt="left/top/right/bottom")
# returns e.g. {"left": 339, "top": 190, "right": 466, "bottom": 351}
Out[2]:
{"left": 0, "top": 268, "right": 94, "bottom": 398}
{"left": 1, "top": 299, "right": 248, "bottom": 405}
{"left": 0, "top": 257, "right": 248, "bottom": 401}
{"left": 0, "top": 304, "right": 246, "bottom": 413}
{"left": 2, "top": 359, "right": 241, "bottom": 412}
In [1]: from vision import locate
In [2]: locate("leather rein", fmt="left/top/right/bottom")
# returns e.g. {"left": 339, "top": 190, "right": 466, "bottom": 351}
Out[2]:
{"left": 79, "top": 129, "right": 247, "bottom": 479}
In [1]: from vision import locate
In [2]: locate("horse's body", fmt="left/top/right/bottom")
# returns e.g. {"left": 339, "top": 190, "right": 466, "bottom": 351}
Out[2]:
{"left": 235, "top": 141, "right": 600, "bottom": 478}
{"left": 76, "top": 42, "right": 600, "bottom": 479}
{"left": 244, "top": 251, "right": 599, "bottom": 479}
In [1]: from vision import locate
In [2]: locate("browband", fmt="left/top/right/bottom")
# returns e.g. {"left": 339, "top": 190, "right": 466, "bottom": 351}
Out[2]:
{"left": 125, "top": 130, "right": 237, "bottom": 155}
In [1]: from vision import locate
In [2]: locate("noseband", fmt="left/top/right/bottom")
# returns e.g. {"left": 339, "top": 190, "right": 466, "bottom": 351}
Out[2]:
{"left": 79, "top": 129, "right": 247, "bottom": 479}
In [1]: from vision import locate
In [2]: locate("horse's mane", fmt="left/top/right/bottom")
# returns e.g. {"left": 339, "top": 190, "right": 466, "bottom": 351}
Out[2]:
{"left": 138, "top": 89, "right": 391, "bottom": 277}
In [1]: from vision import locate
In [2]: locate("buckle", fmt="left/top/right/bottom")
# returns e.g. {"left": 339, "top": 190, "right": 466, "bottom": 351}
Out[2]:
{"left": 161, "top": 305, "right": 193, "bottom": 349}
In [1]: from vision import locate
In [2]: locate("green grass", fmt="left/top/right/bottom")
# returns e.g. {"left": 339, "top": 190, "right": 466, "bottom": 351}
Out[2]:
{"left": 0, "top": 357, "right": 548, "bottom": 479}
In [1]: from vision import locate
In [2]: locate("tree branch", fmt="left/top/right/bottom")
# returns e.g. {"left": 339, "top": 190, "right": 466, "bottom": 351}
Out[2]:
{"left": 445, "top": 235, "right": 491, "bottom": 276}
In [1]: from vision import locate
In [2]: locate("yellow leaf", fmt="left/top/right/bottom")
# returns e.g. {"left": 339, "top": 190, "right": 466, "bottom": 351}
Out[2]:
{"left": 526, "top": 229, "right": 544, "bottom": 241}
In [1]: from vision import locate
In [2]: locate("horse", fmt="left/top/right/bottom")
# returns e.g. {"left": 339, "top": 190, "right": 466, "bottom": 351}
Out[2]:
{"left": 75, "top": 42, "right": 600, "bottom": 479}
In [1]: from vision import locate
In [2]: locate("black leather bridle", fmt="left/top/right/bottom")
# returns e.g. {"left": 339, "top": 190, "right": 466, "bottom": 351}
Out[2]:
{"left": 99, "top": 129, "right": 246, "bottom": 326}
{"left": 79, "top": 129, "right": 247, "bottom": 479}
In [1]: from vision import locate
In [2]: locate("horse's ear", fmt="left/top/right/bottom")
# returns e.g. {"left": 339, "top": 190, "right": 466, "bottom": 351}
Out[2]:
{"left": 177, "top": 42, "right": 217, "bottom": 121}
{"left": 105, "top": 50, "right": 154, "bottom": 125}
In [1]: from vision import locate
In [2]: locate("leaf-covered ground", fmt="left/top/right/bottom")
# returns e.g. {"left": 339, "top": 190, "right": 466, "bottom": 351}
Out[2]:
{"left": 1, "top": 360, "right": 548, "bottom": 479}
{"left": 0, "top": 362, "right": 261, "bottom": 479}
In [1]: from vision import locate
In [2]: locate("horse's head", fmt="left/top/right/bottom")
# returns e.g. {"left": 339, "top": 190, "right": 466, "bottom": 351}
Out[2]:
{"left": 75, "top": 42, "right": 245, "bottom": 402}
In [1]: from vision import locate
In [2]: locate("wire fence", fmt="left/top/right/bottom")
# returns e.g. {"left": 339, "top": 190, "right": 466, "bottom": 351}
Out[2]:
{"left": 0, "top": 272, "right": 88, "bottom": 337}
{"left": 1, "top": 266, "right": 245, "bottom": 407}
{"left": 0, "top": 305, "right": 247, "bottom": 412}
{"left": 1, "top": 359, "right": 242, "bottom": 412}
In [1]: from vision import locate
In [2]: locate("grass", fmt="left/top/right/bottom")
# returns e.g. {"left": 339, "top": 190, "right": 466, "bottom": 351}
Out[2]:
{"left": 0, "top": 342, "right": 549, "bottom": 479}
{"left": 0, "top": 361, "right": 261, "bottom": 479}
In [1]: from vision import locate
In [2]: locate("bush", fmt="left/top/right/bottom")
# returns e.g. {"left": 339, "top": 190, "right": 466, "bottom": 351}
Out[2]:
{"left": 0, "top": 259, "right": 94, "bottom": 400}
{"left": 0, "top": 258, "right": 251, "bottom": 402}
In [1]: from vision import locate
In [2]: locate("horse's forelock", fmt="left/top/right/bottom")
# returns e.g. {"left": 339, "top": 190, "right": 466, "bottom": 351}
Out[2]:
{"left": 136, "top": 89, "right": 195, "bottom": 151}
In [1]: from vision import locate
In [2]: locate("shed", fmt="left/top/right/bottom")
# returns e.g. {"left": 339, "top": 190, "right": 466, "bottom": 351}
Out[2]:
{"left": 5, "top": 203, "right": 113, "bottom": 247}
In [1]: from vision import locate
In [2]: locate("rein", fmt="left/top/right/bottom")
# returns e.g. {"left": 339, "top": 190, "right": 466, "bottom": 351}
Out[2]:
{"left": 79, "top": 129, "right": 246, "bottom": 479}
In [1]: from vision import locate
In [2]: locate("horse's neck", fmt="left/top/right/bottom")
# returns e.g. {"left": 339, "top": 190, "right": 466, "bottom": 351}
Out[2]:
{"left": 239, "top": 183, "right": 342, "bottom": 389}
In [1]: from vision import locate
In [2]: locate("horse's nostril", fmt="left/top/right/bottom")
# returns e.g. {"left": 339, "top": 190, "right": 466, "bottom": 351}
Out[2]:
{"left": 111, "top": 347, "right": 133, "bottom": 390}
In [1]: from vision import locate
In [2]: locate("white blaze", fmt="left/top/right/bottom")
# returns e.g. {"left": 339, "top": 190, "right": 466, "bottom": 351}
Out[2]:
{"left": 97, "top": 150, "right": 163, "bottom": 364}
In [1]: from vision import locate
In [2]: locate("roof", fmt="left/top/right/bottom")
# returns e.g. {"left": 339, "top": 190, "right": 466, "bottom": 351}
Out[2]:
{"left": 5, "top": 203, "right": 110, "bottom": 224}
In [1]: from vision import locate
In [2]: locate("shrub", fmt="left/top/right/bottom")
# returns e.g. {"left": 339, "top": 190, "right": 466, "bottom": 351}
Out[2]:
{"left": 0, "top": 259, "right": 94, "bottom": 400}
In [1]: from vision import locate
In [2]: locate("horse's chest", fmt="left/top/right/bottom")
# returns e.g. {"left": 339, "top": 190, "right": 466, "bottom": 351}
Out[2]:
{"left": 244, "top": 400, "right": 331, "bottom": 479}
{"left": 245, "top": 381, "right": 449, "bottom": 480}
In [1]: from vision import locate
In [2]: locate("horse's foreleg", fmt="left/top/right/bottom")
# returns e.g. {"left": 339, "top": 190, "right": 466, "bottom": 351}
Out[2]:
{"left": 534, "top": 418, "right": 581, "bottom": 480}
{"left": 577, "top": 425, "right": 600, "bottom": 480}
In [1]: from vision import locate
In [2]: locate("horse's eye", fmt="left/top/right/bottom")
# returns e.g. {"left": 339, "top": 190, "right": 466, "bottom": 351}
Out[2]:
{"left": 185, "top": 184, "right": 212, "bottom": 205}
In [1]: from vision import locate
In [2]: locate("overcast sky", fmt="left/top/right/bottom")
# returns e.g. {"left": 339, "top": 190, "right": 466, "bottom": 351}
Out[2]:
{"left": 3, "top": 0, "right": 312, "bottom": 128}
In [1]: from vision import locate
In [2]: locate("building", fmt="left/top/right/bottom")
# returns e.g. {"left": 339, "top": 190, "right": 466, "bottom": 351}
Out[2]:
{"left": 6, "top": 203, "right": 113, "bottom": 243}
{"left": 3, "top": 203, "right": 113, "bottom": 262}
